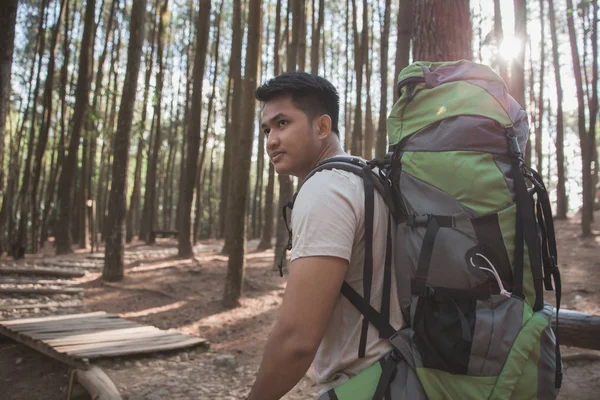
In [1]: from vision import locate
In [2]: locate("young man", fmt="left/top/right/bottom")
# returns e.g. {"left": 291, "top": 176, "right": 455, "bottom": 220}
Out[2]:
{"left": 247, "top": 72, "right": 403, "bottom": 399}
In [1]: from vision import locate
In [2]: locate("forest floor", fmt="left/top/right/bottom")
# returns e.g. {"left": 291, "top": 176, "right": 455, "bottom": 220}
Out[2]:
{"left": 1, "top": 210, "right": 600, "bottom": 400}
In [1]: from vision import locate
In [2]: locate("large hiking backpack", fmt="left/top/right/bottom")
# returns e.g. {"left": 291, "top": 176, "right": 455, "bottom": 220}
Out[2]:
{"left": 283, "top": 60, "right": 562, "bottom": 400}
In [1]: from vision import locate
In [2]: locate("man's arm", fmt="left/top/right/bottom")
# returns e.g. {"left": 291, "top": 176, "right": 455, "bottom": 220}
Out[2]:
{"left": 247, "top": 255, "right": 348, "bottom": 400}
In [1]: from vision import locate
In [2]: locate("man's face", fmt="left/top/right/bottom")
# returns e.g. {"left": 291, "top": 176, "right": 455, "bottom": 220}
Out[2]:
{"left": 261, "top": 95, "right": 321, "bottom": 178}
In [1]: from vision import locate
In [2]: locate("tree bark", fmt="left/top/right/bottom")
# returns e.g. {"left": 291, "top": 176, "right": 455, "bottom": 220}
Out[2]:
{"left": 566, "top": 0, "right": 593, "bottom": 235}
{"left": 394, "top": 0, "right": 412, "bottom": 103}
{"left": 412, "top": 0, "right": 472, "bottom": 62}
{"left": 547, "top": 0, "right": 567, "bottom": 219}
{"left": 144, "top": 0, "right": 169, "bottom": 245}
{"left": 493, "top": 0, "right": 509, "bottom": 84}
{"left": 376, "top": 0, "right": 391, "bottom": 159}
{"left": 103, "top": 0, "right": 146, "bottom": 281}
{"left": 30, "top": 0, "right": 68, "bottom": 253}
{"left": 534, "top": 0, "right": 545, "bottom": 176}
{"left": 177, "top": 0, "right": 212, "bottom": 257}
{"left": 350, "top": 0, "right": 367, "bottom": 156}
{"left": 55, "top": 0, "right": 96, "bottom": 254}
{"left": 0, "top": 0, "right": 19, "bottom": 203}
{"left": 223, "top": 0, "right": 262, "bottom": 307}
{"left": 310, "top": 0, "right": 324, "bottom": 73}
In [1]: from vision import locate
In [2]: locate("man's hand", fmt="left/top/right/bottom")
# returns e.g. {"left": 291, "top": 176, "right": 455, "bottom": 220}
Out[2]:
{"left": 246, "top": 255, "right": 348, "bottom": 400}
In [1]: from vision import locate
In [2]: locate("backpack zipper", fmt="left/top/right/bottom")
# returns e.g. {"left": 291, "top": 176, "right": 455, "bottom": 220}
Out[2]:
{"left": 396, "top": 76, "right": 426, "bottom": 100}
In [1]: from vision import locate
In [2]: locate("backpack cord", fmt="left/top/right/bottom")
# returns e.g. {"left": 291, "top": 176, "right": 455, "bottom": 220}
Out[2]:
{"left": 469, "top": 253, "right": 512, "bottom": 297}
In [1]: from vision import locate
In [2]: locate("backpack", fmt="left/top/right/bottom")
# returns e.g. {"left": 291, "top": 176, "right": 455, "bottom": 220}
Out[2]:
{"left": 282, "top": 60, "right": 562, "bottom": 400}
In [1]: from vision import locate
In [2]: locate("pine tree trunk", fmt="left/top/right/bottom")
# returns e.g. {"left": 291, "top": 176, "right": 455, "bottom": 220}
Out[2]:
{"left": 103, "top": 0, "right": 146, "bottom": 281}
{"left": 145, "top": 0, "right": 169, "bottom": 245}
{"left": 258, "top": 0, "right": 282, "bottom": 251}
{"left": 223, "top": 0, "right": 262, "bottom": 308}
{"left": 177, "top": 0, "right": 212, "bottom": 257}
{"left": 512, "top": 0, "right": 527, "bottom": 113}
{"left": 535, "top": 0, "right": 545, "bottom": 175}
{"left": 413, "top": 0, "right": 472, "bottom": 61}
{"left": 310, "top": 0, "right": 324, "bottom": 73}
{"left": 55, "top": 0, "right": 96, "bottom": 254}
{"left": 394, "top": 0, "right": 413, "bottom": 104}
{"left": 548, "top": 0, "right": 567, "bottom": 219}
{"left": 493, "top": 0, "right": 509, "bottom": 84}
{"left": 0, "top": 0, "right": 19, "bottom": 205}
{"left": 566, "top": 0, "right": 593, "bottom": 235}
{"left": 350, "top": 0, "right": 366, "bottom": 156}
{"left": 585, "top": 1, "right": 598, "bottom": 224}
{"left": 30, "top": 0, "right": 68, "bottom": 253}
{"left": 126, "top": 135, "right": 144, "bottom": 242}
{"left": 363, "top": 22, "right": 374, "bottom": 160}
{"left": 376, "top": 0, "right": 391, "bottom": 159}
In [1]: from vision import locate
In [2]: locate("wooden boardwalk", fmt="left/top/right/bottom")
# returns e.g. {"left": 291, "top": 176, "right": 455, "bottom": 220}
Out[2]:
{"left": 0, "top": 311, "right": 207, "bottom": 370}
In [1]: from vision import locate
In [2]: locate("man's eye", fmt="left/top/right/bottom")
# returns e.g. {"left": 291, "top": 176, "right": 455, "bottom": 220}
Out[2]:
{"left": 263, "top": 129, "right": 270, "bottom": 137}
{"left": 278, "top": 120, "right": 288, "bottom": 127}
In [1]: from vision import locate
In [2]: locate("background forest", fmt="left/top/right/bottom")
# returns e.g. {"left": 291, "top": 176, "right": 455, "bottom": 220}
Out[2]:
{"left": 0, "top": 0, "right": 598, "bottom": 307}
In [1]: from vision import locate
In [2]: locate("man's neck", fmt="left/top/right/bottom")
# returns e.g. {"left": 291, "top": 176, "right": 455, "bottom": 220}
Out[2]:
{"left": 298, "top": 145, "right": 346, "bottom": 182}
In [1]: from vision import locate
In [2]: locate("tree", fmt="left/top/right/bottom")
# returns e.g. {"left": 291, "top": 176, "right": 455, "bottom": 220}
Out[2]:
{"left": 548, "top": 0, "right": 568, "bottom": 219}
{"left": 350, "top": 0, "right": 368, "bottom": 156}
{"left": 310, "top": 0, "right": 324, "bottom": 73}
{"left": 55, "top": 0, "right": 96, "bottom": 254}
{"left": 376, "top": 0, "right": 391, "bottom": 159}
{"left": 103, "top": 0, "right": 146, "bottom": 281}
{"left": 566, "top": 0, "right": 593, "bottom": 235}
{"left": 223, "top": 0, "right": 263, "bottom": 307}
{"left": 534, "top": 0, "right": 546, "bottom": 176}
{"left": 258, "top": 0, "right": 283, "bottom": 251}
{"left": 0, "top": 0, "right": 19, "bottom": 201}
{"left": 493, "top": 0, "right": 509, "bottom": 84}
{"left": 394, "top": 0, "right": 413, "bottom": 103}
{"left": 412, "top": 0, "right": 472, "bottom": 61}
{"left": 177, "top": 0, "right": 212, "bottom": 257}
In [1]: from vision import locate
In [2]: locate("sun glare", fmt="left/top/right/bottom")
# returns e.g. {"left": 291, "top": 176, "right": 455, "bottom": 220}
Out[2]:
{"left": 498, "top": 36, "right": 522, "bottom": 61}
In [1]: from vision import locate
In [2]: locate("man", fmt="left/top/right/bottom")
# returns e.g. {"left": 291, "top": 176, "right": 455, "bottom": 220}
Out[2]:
{"left": 247, "top": 72, "right": 403, "bottom": 400}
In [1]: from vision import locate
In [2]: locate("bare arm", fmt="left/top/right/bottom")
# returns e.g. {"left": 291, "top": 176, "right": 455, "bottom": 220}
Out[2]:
{"left": 246, "top": 255, "right": 348, "bottom": 400}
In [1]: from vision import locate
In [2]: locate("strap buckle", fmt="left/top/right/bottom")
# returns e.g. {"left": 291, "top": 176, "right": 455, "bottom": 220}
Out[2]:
{"left": 407, "top": 214, "right": 430, "bottom": 227}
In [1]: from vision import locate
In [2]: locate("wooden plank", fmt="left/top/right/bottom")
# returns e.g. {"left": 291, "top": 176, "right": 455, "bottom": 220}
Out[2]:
{"left": 43, "top": 327, "right": 163, "bottom": 346}
{"left": 65, "top": 332, "right": 192, "bottom": 353}
{"left": 0, "top": 267, "right": 85, "bottom": 278}
{"left": 10, "top": 319, "right": 134, "bottom": 333}
{"left": 68, "top": 334, "right": 203, "bottom": 356}
{"left": 0, "top": 287, "right": 84, "bottom": 295}
{"left": 75, "top": 366, "right": 122, "bottom": 400}
{"left": 0, "top": 311, "right": 108, "bottom": 326}
{"left": 0, "top": 323, "right": 89, "bottom": 369}
{"left": 74, "top": 337, "right": 207, "bottom": 358}
{"left": 56, "top": 332, "right": 183, "bottom": 353}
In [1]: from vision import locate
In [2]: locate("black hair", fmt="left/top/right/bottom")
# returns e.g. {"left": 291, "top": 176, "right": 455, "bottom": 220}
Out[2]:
{"left": 255, "top": 72, "right": 340, "bottom": 135}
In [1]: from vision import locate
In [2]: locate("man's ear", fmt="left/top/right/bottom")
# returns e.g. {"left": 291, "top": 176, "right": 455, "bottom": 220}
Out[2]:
{"left": 317, "top": 114, "right": 332, "bottom": 139}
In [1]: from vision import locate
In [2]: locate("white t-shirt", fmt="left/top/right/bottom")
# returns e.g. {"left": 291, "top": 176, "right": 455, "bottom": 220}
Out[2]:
{"left": 290, "top": 166, "right": 404, "bottom": 393}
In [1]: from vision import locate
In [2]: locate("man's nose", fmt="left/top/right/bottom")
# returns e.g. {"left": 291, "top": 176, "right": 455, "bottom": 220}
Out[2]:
{"left": 266, "top": 130, "right": 279, "bottom": 151}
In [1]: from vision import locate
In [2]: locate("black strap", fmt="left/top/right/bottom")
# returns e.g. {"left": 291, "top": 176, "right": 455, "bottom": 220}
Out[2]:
{"left": 341, "top": 282, "right": 396, "bottom": 338}
{"left": 411, "top": 215, "right": 454, "bottom": 297}
{"left": 510, "top": 154, "right": 544, "bottom": 311}
{"left": 373, "top": 355, "right": 399, "bottom": 400}
{"left": 359, "top": 166, "right": 376, "bottom": 358}
{"left": 380, "top": 214, "right": 392, "bottom": 339}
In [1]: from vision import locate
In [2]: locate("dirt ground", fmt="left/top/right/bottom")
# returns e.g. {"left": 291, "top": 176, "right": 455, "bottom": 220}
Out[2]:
{"left": 1, "top": 210, "right": 600, "bottom": 400}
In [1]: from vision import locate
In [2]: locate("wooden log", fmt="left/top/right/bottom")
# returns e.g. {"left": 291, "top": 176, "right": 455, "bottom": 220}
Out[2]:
{"left": 553, "top": 309, "right": 600, "bottom": 351}
{"left": 0, "top": 287, "right": 84, "bottom": 295}
{"left": 0, "top": 267, "right": 85, "bottom": 278}
{"left": 0, "top": 301, "right": 83, "bottom": 311}
{"left": 0, "top": 311, "right": 108, "bottom": 325}
{"left": 74, "top": 366, "right": 122, "bottom": 400}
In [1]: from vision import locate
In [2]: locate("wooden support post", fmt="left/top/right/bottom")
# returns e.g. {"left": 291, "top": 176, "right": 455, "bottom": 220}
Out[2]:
{"left": 553, "top": 309, "right": 600, "bottom": 351}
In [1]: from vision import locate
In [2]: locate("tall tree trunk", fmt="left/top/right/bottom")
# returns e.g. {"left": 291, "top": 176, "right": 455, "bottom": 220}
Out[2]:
{"left": 585, "top": 1, "right": 598, "bottom": 225}
{"left": 535, "top": 0, "right": 545, "bottom": 175}
{"left": 412, "top": 0, "right": 472, "bottom": 61}
{"left": 103, "top": 0, "right": 146, "bottom": 281}
{"left": 16, "top": 0, "right": 49, "bottom": 255}
{"left": 194, "top": 0, "right": 223, "bottom": 243}
{"left": 223, "top": 0, "right": 262, "bottom": 308}
{"left": 310, "top": 0, "right": 324, "bottom": 73}
{"left": 394, "top": 0, "right": 413, "bottom": 103}
{"left": 177, "top": 0, "right": 211, "bottom": 257}
{"left": 145, "top": 0, "right": 169, "bottom": 244}
{"left": 566, "top": 0, "right": 592, "bottom": 235}
{"left": 0, "top": 0, "right": 19, "bottom": 204}
{"left": 548, "top": 0, "right": 567, "bottom": 219}
{"left": 344, "top": 0, "right": 351, "bottom": 147}
{"left": 55, "top": 0, "right": 96, "bottom": 254}
{"left": 364, "top": 20, "right": 374, "bottom": 160}
{"left": 258, "top": 0, "right": 282, "bottom": 251}
{"left": 493, "top": 0, "right": 509, "bottom": 84}
{"left": 350, "top": 0, "right": 367, "bottom": 156}
{"left": 376, "top": 0, "right": 391, "bottom": 159}
{"left": 126, "top": 135, "right": 144, "bottom": 242}
{"left": 30, "top": 0, "right": 68, "bottom": 253}
{"left": 220, "top": 0, "right": 245, "bottom": 254}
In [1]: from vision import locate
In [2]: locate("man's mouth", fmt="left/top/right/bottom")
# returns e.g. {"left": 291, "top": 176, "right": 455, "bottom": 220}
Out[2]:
{"left": 271, "top": 152, "right": 284, "bottom": 163}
